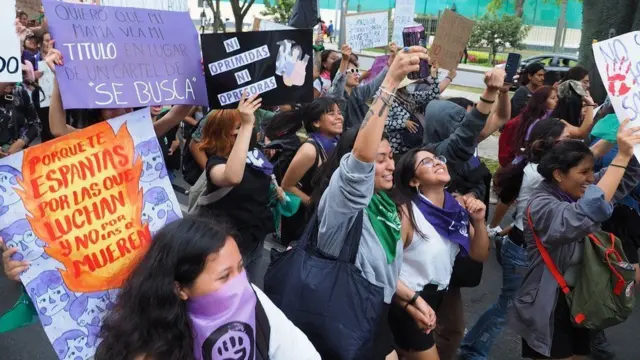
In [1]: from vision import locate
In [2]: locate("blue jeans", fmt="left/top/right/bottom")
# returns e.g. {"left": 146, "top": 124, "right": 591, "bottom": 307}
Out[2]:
{"left": 459, "top": 237, "right": 528, "bottom": 359}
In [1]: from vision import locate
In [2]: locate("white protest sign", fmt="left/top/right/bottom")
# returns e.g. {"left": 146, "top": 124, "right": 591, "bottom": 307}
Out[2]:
{"left": 253, "top": 17, "right": 293, "bottom": 31}
{"left": 0, "top": 0, "right": 23, "bottom": 83}
{"left": 38, "top": 60, "right": 55, "bottom": 107}
{"left": 593, "top": 31, "right": 640, "bottom": 160}
{"left": 100, "top": 0, "right": 188, "bottom": 11}
{"left": 345, "top": 11, "right": 389, "bottom": 52}
{"left": 392, "top": 0, "right": 416, "bottom": 45}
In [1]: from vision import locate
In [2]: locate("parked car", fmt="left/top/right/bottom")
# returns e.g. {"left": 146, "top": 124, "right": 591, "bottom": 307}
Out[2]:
{"left": 508, "top": 54, "right": 579, "bottom": 90}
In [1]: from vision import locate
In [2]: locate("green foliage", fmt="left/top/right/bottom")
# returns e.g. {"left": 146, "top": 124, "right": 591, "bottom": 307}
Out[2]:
{"left": 487, "top": 0, "right": 582, "bottom": 17}
{"left": 468, "top": 14, "right": 531, "bottom": 64}
{"left": 260, "top": 0, "right": 295, "bottom": 24}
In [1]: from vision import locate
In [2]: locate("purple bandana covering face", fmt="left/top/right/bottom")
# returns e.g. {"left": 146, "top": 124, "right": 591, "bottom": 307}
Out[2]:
{"left": 246, "top": 148, "right": 274, "bottom": 176}
{"left": 414, "top": 192, "right": 471, "bottom": 255}
{"left": 187, "top": 271, "right": 257, "bottom": 360}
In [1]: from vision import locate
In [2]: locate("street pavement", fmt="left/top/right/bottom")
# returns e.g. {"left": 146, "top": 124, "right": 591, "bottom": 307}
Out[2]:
{"left": 1, "top": 181, "right": 639, "bottom": 359}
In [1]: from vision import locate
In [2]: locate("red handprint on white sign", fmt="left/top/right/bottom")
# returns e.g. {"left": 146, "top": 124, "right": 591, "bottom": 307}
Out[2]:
{"left": 606, "top": 57, "right": 636, "bottom": 97}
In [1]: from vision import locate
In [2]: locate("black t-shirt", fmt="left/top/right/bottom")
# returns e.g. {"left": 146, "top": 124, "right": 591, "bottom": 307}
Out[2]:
{"left": 205, "top": 155, "right": 274, "bottom": 253}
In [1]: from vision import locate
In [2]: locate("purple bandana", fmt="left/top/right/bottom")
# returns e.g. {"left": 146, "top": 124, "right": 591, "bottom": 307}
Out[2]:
{"left": 414, "top": 192, "right": 471, "bottom": 255}
{"left": 187, "top": 271, "right": 257, "bottom": 360}
{"left": 309, "top": 133, "right": 339, "bottom": 157}
{"left": 247, "top": 148, "right": 274, "bottom": 176}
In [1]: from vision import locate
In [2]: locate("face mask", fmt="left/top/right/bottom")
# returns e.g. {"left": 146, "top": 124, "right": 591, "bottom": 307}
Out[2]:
{"left": 187, "top": 271, "right": 257, "bottom": 360}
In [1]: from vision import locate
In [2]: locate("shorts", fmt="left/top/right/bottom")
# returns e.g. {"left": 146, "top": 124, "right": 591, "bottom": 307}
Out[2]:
{"left": 388, "top": 284, "right": 445, "bottom": 352}
{"left": 521, "top": 291, "right": 591, "bottom": 359}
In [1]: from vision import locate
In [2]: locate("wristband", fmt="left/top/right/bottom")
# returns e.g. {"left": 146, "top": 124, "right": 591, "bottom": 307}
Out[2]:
{"left": 610, "top": 163, "right": 627, "bottom": 170}
{"left": 479, "top": 96, "right": 496, "bottom": 104}
{"left": 445, "top": 76, "right": 453, "bottom": 82}
{"left": 404, "top": 292, "right": 420, "bottom": 310}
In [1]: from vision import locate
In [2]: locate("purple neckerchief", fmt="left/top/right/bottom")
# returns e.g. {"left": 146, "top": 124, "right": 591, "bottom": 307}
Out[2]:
{"left": 468, "top": 155, "right": 481, "bottom": 168}
{"left": 552, "top": 187, "right": 577, "bottom": 203}
{"left": 187, "top": 271, "right": 257, "bottom": 360}
{"left": 414, "top": 192, "right": 471, "bottom": 255}
{"left": 247, "top": 148, "right": 274, "bottom": 176}
{"left": 524, "top": 110, "right": 553, "bottom": 141}
{"left": 309, "top": 133, "right": 339, "bottom": 157}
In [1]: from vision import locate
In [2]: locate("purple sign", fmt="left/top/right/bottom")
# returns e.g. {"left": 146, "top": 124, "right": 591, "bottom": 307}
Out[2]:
{"left": 362, "top": 55, "right": 389, "bottom": 85}
{"left": 43, "top": 1, "right": 207, "bottom": 109}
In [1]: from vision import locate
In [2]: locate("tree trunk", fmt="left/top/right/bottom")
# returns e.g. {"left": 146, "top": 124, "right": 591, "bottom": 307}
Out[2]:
{"left": 207, "top": 0, "right": 223, "bottom": 33}
{"left": 515, "top": 0, "right": 525, "bottom": 18}
{"left": 579, "top": 0, "right": 636, "bottom": 103}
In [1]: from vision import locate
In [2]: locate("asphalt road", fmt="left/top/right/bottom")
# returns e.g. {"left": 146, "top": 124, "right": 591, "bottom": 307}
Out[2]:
{"left": 1, "top": 187, "right": 639, "bottom": 359}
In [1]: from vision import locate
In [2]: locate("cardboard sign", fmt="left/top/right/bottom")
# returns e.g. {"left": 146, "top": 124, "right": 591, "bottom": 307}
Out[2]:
{"left": 1, "top": 0, "right": 23, "bottom": 83}
{"left": 202, "top": 30, "right": 314, "bottom": 109}
{"left": 345, "top": 11, "right": 389, "bottom": 52}
{"left": 392, "top": 0, "right": 416, "bottom": 46}
{"left": 38, "top": 60, "right": 55, "bottom": 107}
{"left": 0, "top": 109, "right": 181, "bottom": 359}
{"left": 252, "top": 17, "right": 293, "bottom": 31}
{"left": 428, "top": 9, "right": 474, "bottom": 71}
{"left": 593, "top": 31, "right": 640, "bottom": 160}
{"left": 100, "top": 0, "right": 187, "bottom": 11}
{"left": 43, "top": 0, "right": 207, "bottom": 109}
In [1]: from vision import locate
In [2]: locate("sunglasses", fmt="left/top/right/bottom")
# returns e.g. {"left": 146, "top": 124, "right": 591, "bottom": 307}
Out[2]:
{"left": 415, "top": 155, "right": 447, "bottom": 172}
{"left": 346, "top": 68, "right": 361, "bottom": 75}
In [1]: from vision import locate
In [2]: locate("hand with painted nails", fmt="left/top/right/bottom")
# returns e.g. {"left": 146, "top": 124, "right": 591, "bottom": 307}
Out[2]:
{"left": 387, "top": 46, "right": 429, "bottom": 85}
{"left": 1, "top": 237, "right": 29, "bottom": 282}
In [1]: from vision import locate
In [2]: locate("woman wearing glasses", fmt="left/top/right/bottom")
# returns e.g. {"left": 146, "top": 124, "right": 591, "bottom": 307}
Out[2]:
{"left": 390, "top": 148, "right": 490, "bottom": 360}
{"left": 328, "top": 44, "right": 396, "bottom": 129}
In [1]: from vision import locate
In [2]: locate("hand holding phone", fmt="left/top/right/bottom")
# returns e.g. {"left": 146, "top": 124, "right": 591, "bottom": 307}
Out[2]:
{"left": 504, "top": 53, "right": 522, "bottom": 84}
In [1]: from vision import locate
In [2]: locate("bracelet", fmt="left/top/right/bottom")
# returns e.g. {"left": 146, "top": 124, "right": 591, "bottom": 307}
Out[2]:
{"left": 404, "top": 292, "right": 420, "bottom": 310}
{"left": 445, "top": 76, "right": 453, "bottom": 82}
{"left": 610, "top": 163, "right": 627, "bottom": 170}
{"left": 479, "top": 96, "right": 496, "bottom": 104}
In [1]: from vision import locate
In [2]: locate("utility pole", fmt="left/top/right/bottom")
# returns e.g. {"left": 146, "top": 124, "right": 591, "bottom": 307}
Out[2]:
{"left": 338, "top": 0, "right": 348, "bottom": 47}
{"left": 553, "top": 0, "right": 568, "bottom": 53}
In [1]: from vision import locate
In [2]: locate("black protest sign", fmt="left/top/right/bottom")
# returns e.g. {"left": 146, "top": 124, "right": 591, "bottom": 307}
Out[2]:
{"left": 202, "top": 29, "right": 314, "bottom": 109}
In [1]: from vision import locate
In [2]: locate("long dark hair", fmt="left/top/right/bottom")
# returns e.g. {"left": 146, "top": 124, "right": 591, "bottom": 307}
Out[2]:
{"left": 564, "top": 66, "right": 589, "bottom": 82}
{"left": 95, "top": 216, "right": 237, "bottom": 360}
{"left": 264, "top": 97, "right": 339, "bottom": 140}
{"left": 513, "top": 86, "right": 555, "bottom": 154}
{"left": 551, "top": 86, "right": 584, "bottom": 127}
{"left": 537, "top": 140, "right": 594, "bottom": 183}
{"left": 320, "top": 50, "right": 338, "bottom": 72}
{"left": 494, "top": 118, "right": 566, "bottom": 203}
{"left": 310, "top": 127, "right": 359, "bottom": 207}
{"left": 392, "top": 148, "right": 430, "bottom": 238}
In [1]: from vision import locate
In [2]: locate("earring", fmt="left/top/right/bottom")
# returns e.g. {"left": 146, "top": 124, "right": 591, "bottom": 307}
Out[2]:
{"left": 415, "top": 185, "right": 420, "bottom": 194}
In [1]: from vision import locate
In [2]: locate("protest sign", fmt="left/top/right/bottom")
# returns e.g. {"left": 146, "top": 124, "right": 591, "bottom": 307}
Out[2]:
{"left": 100, "top": 0, "right": 187, "bottom": 11}
{"left": 345, "top": 11, "right": 389, "bottom": 52}
{"left": 0, "top": 109, "right": 181, "bottom": 359}
{"left": 43, "top": 0, "right": 207, "bottom": 109}
{"left": 1, "top": 0, "right": 23, "bottom": 83}
{"left": 38, "top": 60, "right": 55, "bottom": 107}
{"left": 202, "top": 30, "right": 314, "bottom": 109}
{"left": 392, "top": 0, "right": 416, "bottom": 46}
{"left": 428, "top": 9, "right": 474, "bottom": 71}
{"left": 253, "top": 17, "right": 293, "bottom": 31}
{"left": 593, "top": 31, "right": 640, "bottom": 160}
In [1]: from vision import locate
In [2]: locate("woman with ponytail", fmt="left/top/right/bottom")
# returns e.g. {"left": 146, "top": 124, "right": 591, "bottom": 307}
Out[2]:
{"left": 460, "top": 118, "right": 569, "bottom": 359}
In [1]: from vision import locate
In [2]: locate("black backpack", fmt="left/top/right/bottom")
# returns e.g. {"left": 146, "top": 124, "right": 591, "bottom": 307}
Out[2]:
{"left": 182, "top": 117, "right": 206, "bottom": 186}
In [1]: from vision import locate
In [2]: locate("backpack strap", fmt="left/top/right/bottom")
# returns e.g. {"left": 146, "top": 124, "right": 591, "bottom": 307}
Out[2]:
{"left": 338, "top": 211, "right": 365, "bottom": 264}
{"left": 254, "top": 293, "right": 271, "bottom": 360}
{"left": 587, "top": 232, "right": 627, "bottom": 296}
{"left": 526, "top": 206, "right": 571, "bottom": 295}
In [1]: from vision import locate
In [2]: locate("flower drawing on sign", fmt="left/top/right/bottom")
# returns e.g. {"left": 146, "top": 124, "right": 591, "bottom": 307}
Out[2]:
{"left": 606, "top": 57, "right": 636, "bottom": 97}
{"left": 275, "top": 40, "right": 309, "bottom": 87}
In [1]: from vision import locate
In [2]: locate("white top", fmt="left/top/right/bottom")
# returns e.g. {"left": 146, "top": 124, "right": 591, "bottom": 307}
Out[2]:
{"left": 400, "top": 201, "right": 460, "bottom": 292}
{"left": 514, "top": 163, "right": 544, "bottom": 230}
{"left": 253, "top": 285, "right": 321, "bottom": 359}
{"left": 313, "top": 77, "right": 332, "bottom": 96}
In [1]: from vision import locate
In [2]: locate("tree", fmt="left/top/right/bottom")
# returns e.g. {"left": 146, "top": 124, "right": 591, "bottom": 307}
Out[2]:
{"left": 468, "top": 14, "right": 531, "bottom": 65}
{"left": 580, "top": 0, "right": 640, "bottom": 103}
{"left": 260, "top": 0, "right": 295, "bottom": 24}
{"left": 204, "top": 0, "right": 224, "bottom": 32}
{"left": 230, "top": 0, "right": 257, "bottom": 32}
{"left": 486, "top": 0, "right": 582, "bottom": 18}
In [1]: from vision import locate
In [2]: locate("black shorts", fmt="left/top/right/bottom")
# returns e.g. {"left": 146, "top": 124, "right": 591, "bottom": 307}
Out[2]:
{"left": 388, "top": 284, "right": 445, "bottom": 352}
{"left": 522, "top": 291, "right": 591, "bottom": 358}
{"left": 368, "top": 303, "right": 394, "bottom": 359}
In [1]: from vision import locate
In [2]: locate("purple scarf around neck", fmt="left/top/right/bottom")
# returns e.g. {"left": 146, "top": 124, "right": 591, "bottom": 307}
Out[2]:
{"left": 413, "top": 192, "right": 471, "bottom": 255}
{"left": 309, "top": 133, "right": 339, "bottom": 157}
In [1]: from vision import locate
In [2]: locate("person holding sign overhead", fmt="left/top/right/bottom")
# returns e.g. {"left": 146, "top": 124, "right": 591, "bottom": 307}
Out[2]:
{"left": 44, "top": 48, "right": 193, "bottom": 139}
{"left": 328, "top": 43, "right": 397, "bottom": 129}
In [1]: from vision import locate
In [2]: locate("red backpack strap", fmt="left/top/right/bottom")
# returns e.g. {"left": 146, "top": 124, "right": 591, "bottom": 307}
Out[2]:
{"left": 588, "top": 233, "right": 627, "bottom": 296}
{"left": 526, "top": 206, "right": 571, "bottom": 295}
